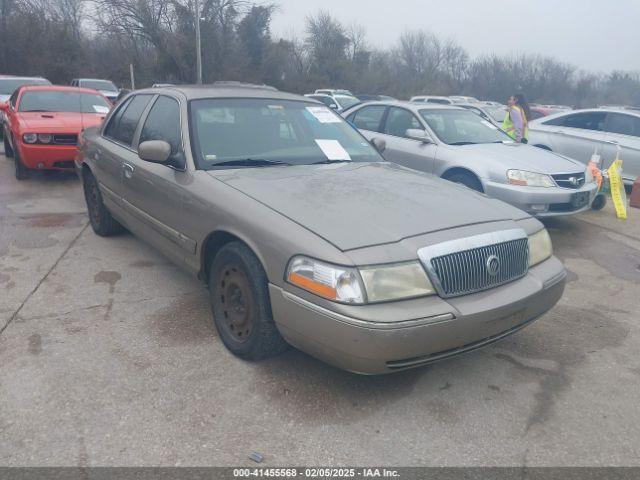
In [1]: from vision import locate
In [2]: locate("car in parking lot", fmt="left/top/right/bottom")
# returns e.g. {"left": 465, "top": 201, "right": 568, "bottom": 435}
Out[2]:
{"left": 410, "top": 95, "right": 454, "bottom": 105}
{"left": 304, "top": 92, "right": 360, "bottom": 113}
{"left": 0, "top": 75, "right": 51, "bottom": 103}
{"left": 1, "top": 85, "right": 111, "bottom": 179}
{"left": 457, "top": 102, "right": 507, "bottom": 126}
{"left": 529, "top": 108, "right": 640, "bottom": 185}
{"left": 76, "top": 83, "right": 565, "bottom": 374}
{"left": 315, "top": 88, "right": 354, "bottom": 96}
{"left": 71, "top": 78, "right": 120, "bottom": 103}
{"left": 355, "top": 94, "right": 397, "bottom": 102}
{"left": 343, "top": 101, "right": 598, "bottom": 217}
{"left": 0, "top": 75, "right": 51, "bottom": 140}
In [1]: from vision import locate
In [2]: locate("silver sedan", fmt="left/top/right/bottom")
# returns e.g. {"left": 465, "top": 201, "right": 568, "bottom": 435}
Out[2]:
{"left": 528, "top": 108, "right": 640, "bottom": 186}
{"left": 343, "top": 101, "right": 598, "bottom": 217}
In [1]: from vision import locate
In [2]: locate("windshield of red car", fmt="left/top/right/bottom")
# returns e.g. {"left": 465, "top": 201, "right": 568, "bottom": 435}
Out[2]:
{"left": 190, "top": 98, "right": 382, "bottom": 168}
{"left": 18, "top": 91, "right": 111, "bottom": 114}
{"left": 0, "top": 78, "right": 50, "bottom": 95}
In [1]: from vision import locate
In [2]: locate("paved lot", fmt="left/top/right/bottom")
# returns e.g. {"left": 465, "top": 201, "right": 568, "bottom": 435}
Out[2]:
{"left": 1, "top": 148, "right": 640, "bottom": 467}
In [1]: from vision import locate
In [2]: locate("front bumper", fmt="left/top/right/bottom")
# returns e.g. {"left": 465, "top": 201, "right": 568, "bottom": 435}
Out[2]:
{"left": 270, "top": 256, "right": 566, "bottom": 374}
{"left": 19, "top": 143, "right": 77, "bottom": 170}
{"left": 484, "top": 181, "right": 598, "bottom": 217}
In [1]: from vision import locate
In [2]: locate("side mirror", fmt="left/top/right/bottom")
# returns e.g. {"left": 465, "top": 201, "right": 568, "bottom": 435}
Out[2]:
{"left": 329, "top": 103, "right": 338, "bottom": 110}
{"left": 370, "top": 137, "right": 386, "bottom": 153}
{"left": 138, "top": 140, "right": 171, "bottom": 164}
{"left": 405, "top": 129, "right": 432, "bottom": 143}
{"left": 0, "top": 102, "right": 8, "bottom": 112}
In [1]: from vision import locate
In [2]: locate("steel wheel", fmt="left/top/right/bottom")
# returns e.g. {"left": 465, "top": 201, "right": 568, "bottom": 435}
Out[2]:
{"left": 219, "top": 264, "right": 254, "bottom": 343}
{"left": 208, "top": 241, "right": 289, "bottom": 360}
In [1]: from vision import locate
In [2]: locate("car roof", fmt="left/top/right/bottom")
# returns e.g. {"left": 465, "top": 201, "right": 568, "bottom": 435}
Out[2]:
{"left": 20, "top": 85, "right": 106, "bottom": 95}
{"left": 136, "top": 83, "right": 306, "bottom": 102}
{"left": 0, "top": 76, "right": 48, "bottom": 81}
{"left": 530, "top": 107, "right": 640, "bottom": 126}
{"left": 346, "top": 100, "right": 466, "bottom": 113}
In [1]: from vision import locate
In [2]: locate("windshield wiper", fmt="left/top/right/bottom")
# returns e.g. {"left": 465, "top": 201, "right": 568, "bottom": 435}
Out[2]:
{"left": 311, "top": 159, "right": 352, "bottom": 165}
{"left": 449, "top": 141, "right": 477, "bottom": 146}
{"left": 208, "top": 158, "right": 291, "bottom": 168}
{"left": 22, "top": 109, "right": 52, "bottom": 113}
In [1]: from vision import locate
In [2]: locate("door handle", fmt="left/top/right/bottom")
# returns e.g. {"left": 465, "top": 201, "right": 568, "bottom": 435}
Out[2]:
{"left": 123, "top": 162, "right": 134, "bottom": 179}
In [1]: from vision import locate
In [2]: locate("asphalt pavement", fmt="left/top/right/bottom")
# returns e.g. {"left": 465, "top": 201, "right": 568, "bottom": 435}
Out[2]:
{"left": 1, "top": 149, "right": 640, "bottom": 467}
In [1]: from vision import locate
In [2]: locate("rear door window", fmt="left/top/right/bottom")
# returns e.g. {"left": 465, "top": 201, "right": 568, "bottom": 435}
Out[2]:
{"left": 103, "top": 96, "right": 132, "bottom": 139}
{"left": 544, "top": 112, "right": 606, "bottom": 132}
{"left": 105, "top": 94, "right": 152, "bottom": 147}
{"left": 349, "top": 105, "right": 386, "bottom": 132}
{"left": 604, "top": 113, "right": 640, "bottom": 137}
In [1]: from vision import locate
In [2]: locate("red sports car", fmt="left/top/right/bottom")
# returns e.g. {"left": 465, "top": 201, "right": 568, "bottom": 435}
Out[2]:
{"left": 1, "top": 85, "right": 111, "bottom": 179}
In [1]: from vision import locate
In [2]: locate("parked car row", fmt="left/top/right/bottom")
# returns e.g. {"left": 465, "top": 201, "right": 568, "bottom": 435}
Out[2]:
{"left": 343, "top": 101, "right": 598, "bottom": 217}
{"left": 10, "top": 79, "right": 614, "bottom": 374}
{"left": 72, "top": 83, "right": 566, "bottom": 374}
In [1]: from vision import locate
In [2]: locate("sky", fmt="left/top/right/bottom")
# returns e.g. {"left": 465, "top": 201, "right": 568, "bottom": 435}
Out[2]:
{"left": 270, "top": 0, "right": 640, "bottom": 73}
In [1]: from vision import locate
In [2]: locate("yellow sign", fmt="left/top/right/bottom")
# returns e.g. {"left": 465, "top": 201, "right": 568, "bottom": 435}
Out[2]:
{"left": 608, "top": 158, "right": 627, "bottom": 220}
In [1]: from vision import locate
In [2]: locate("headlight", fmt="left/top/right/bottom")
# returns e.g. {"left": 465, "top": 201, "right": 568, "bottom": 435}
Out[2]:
{"left": 528, "top": 229, "right": 553, "bottom": 267}
{"left": 286, "top": 256, "right": 365, "bottom": 304}
{"left": 507, "top": 170, "right": 555, "bottom": 187}
{"left": 360, "top": 261, "right": 435, "bottom": 302}
{"left": 37, "top": 133, "right": 52, "bottom": 144}
{"left": 23, "top": 133, "right": 37, "bottom": 144}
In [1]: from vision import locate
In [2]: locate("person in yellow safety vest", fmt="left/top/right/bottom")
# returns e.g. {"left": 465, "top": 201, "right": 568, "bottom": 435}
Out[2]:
{"left": 502, "top": 93, "right": 531, "bottom": 143}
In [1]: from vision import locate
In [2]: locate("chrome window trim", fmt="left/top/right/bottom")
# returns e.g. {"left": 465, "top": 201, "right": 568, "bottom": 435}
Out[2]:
{"left": 417, "top": 229, "right": 528, "bottom": 298}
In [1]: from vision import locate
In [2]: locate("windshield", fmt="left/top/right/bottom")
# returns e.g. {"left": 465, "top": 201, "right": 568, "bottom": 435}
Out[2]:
{"left": 19, "top": 91, "right": 111, "bottom": 113}
{"left": 335, "top": 95, "right": 360, "bottom": 109}
{"left": 190, "top": 98, "right": 382, "bottom": 168}
{"left": 420, "top": 108, "right": 512, "bottom": 145}
{"left": 0, "top": 78, "right": 50, "bottom": 95}
{"left": 80, "top": 80, "right": 117, "bottom": 91}
{"left": 485, "top": 105, "right": 508, "bottom": 122}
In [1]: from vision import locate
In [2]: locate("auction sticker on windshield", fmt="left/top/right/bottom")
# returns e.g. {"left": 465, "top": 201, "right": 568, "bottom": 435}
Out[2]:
{"left": 307, "top": 106, "right": 341, "bottom": 123}
{"left": 315, "top": 139, "right": 351, "bottom": 161}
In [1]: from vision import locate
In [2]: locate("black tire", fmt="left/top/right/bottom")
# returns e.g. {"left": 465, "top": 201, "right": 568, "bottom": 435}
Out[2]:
{"left": 3, "top": 132, "right": 13, "bottom": 158}
{"left": 591, "top": 194, "right": 606, "bottom": 211}
{"left": 209, "top": 242, "right": 289, "bottom": 361}
{"left": 83, "top": 170, "right": 125, "bottom": 236}
{"left": 14, "top": 144, "right": 29, "bottom": 180}
{"left": 444, "top": 172, "right": 484, "bottom": 192}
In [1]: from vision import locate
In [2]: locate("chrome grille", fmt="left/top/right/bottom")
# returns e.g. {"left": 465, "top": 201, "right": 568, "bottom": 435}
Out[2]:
{"left": 418, "top": 230, "right": 529, "bottom": 298}
{"left": 53, "top": 134, "right": 78, "bottom": 145}
{"left": 552, "top": 172, "right": 585, "bottom": 189}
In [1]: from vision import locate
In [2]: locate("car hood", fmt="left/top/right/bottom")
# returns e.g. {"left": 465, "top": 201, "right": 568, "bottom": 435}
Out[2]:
{"left": 17, "top": 112, "right": 106, "bottom": 131}
{"left": 209, "top": 162, "right": 528, "bottom": 251}
{"left": 444, "top": 142, "right": 585, "bottom": 174}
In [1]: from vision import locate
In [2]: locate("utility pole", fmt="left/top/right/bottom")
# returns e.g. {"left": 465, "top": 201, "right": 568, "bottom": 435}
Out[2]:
{"left": 129, "top": 63, "right": 135, "bottom": 90}
{"left": 195, "top": 0, "right": 202, "bottom": 84}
